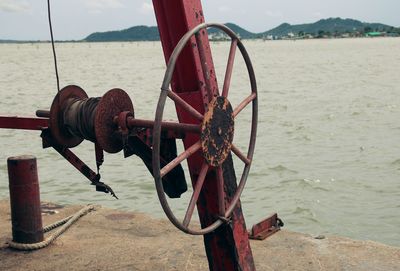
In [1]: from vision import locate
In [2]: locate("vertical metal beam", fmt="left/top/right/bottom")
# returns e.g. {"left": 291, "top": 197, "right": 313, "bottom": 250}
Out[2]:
{"left": 152, "top": 1, "right": 255, "bottom": 270}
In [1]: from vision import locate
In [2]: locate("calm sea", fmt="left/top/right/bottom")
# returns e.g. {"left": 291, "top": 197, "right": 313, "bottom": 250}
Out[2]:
{"left": 0, "top": 38, "right": 399, "bottom": 247}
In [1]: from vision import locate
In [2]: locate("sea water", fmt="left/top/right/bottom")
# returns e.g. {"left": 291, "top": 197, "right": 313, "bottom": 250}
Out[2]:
{"left": 0, "top": 38, "right": 399, "bottom": 246}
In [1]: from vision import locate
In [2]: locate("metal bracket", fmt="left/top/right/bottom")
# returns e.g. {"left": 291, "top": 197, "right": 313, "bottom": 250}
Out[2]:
{"left": 248, "top": 213, "right": 284, "bottom": 240}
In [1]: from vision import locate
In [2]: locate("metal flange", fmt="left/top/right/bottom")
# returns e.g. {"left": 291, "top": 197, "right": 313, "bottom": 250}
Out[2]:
{"left": 49, "top": 85, "right": 88, "bottom": 148}
{"left": 95, "top": 88, "right": 134, "bottom": 153}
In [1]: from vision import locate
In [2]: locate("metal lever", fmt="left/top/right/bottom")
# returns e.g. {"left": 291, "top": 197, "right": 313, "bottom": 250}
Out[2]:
{"left": 41, "top": 129, "right": 118, "bottom": 199}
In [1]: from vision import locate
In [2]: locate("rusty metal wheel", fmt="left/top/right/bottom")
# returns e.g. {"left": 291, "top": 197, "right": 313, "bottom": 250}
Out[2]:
{"left": 153, "top": 23, "right": 258, "bottom": 235}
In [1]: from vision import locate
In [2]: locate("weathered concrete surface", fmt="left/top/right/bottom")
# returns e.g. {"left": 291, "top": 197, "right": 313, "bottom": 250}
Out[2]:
{"left": 0, "top": 199, "right": 399, "bottom": 271}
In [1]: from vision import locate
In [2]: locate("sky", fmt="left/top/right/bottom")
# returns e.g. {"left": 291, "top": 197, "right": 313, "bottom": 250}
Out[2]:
{"left": 0, "top": 0, "right": 399, "bottom": 40}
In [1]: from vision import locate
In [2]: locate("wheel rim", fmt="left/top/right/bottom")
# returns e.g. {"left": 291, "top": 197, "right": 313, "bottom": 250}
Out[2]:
{"left": 153, "top": 23, "right": 258, "bottom": 235}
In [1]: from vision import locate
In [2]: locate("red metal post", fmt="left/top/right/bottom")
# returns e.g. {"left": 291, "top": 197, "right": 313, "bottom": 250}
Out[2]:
{"left": 8, "top": 155, "right": 44, "bottom": 244}
{"left": 152, "top": 1, "right": 255, "bottom": 270}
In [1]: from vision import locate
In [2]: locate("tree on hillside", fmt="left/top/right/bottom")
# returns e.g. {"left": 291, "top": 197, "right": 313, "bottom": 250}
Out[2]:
{"left": 364, "top": 26, "right": 372, "bottom": 33}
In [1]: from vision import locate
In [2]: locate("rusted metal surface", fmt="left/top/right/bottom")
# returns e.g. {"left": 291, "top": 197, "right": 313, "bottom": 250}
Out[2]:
{"left": 201, "top": 96, "right": 234, "bottom": 167}
{"left": 7, "top": 155, "right": 44, "bottom": 244}
{"left": 0, "top": 116, "right": 48, "bottom": 130}
{"left": 152, "top": 3, "right": 258, "bottom": 268}
{"left": 49, "top": 85, "right": 88, "bottom": 148}
{"left": 127, "top": 117, "right": 201, "bottom": 134}
{"left": 95, "top": 88, "right": 134, "bottom": 153}
{"left": 249, "top": 213, "right": 284, "bottom": 240}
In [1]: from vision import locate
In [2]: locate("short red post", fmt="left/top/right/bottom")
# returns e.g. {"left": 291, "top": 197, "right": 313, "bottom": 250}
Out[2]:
{"left": 8, "top": 155, "right": 44, "bottom": 244}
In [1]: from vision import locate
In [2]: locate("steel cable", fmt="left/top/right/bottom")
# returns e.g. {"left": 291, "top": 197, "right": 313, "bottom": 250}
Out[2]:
{"left": 47, "top": 0, "right": 60, "bottom": 92}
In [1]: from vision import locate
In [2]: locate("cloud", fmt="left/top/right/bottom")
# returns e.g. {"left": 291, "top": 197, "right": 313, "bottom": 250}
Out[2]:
{"left": 84, "top": 0, "right": 123, "bottom": 14}
{"left": 0, "top": 0, "right": 30, "bottom": 13}
{"left": 140, "top": 1, "right": 153, "bottom": 15}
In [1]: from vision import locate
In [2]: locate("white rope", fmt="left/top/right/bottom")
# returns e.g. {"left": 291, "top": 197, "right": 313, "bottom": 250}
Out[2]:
{"left": 8, "top": 205, "right": 95, "bottom": 251}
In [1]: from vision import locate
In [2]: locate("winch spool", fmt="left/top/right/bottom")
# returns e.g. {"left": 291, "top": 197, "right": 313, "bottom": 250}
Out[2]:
{"left": 46, "top": 85, "right": 134, "bottom": 153}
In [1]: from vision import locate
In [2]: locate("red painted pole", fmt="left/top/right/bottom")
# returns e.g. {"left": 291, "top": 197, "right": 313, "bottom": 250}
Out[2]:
{"left": 152, "top": 1, "right": 255, "bottom": 270}
{"left": 8, "top": 155, "right": 44, "bottom": 244}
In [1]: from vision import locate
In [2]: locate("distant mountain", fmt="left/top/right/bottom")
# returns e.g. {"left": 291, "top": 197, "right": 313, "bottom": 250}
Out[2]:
{"left": 263, "top": 18, "right": 392, "bottom": 37}
{"left": 84, "top": 23, "right": 253, "bottom": 42}
{"left": 84, "top": 18, "right": 395, "bottom": 42}
{"left": 207, "top": 23, "right": 257, "bottom": 39}
{"left": 85, "top": 25, "right": 159, "bottom": 42}
{"left": 1, "top": 18, "right": 397, "bottom": 43}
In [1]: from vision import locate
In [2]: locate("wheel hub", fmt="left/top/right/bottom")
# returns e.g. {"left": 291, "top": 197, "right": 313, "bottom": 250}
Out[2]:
{"left": 201, "top": 96, "right": 234, "bottom": 167}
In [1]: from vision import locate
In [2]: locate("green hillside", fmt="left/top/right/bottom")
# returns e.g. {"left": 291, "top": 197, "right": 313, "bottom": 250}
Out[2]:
{"left": 84, "top": 23, "right": 252, "bottom": 41}
{"left": 85, "top": 25, "right": 159, "bottom": 42}
{"left": 207, "top": 23, "right": 257, "bottom": 39}
{"left": 83, "top": 18, "right": 396, "bottom": 42}
{"left": 263, "top": 18, "right": 392, "bottom": 37}
{"left": 2, "top": 17, "right": 396, "bottom": 43}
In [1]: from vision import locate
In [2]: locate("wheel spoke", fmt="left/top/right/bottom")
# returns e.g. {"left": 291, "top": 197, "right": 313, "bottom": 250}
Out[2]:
{"left": 231, "top": 144, "right": 251, "bottom": 165}
{"left": 222, "top": 39, "right": 237, "bottom": 98}
{"left": 216, "top": 166, "right": 225, "bottom": 217}
{"left": 167, "top": 90, "right": 204, "bottom": 121}
{"left": 233, "top": 92, "right": 257, "bottom": 117}
{"left": 183, "top": 162, "right": 209, "bottom": 227}
{"left": 160, "top": 141, "right": 202, "bottom": 178}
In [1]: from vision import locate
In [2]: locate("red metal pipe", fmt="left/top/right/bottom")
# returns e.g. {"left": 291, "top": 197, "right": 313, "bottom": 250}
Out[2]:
{"left": 126, "top": 117, "right": 201, "bottom": 134}
{"left": 0, "top": 116, "right": 48, "bottom": 130}
{"left": 35, "top": 110, "right": 50, "bottom": 118}
{"left": 8, "top": 155, "right": 44, "bottom": 244}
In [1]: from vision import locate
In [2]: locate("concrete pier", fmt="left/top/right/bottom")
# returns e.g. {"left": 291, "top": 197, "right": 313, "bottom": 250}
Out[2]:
{"left": 0, "top": 199, "right": 399, "bottom": 271}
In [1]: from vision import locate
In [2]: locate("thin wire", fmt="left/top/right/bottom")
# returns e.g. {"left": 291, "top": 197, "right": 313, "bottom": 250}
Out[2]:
{"left": 47, "top": 0, "right": 60, "bottom": 92}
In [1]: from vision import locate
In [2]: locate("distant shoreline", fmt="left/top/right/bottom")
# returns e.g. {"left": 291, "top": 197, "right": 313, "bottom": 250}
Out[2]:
{"left": 1, "top": 36, "right": 399, "bottom": 45}
{"left": 2, "top": 18, "right": 399, "bottom": 44}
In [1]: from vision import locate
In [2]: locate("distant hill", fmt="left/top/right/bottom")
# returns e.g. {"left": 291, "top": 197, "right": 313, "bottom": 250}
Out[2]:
{"left": 207, "top": 23, "right": 257, "bottom": 39}
{"left": 84, "top": 18, "right": 395, "bottom": 42}
{"left": 263, "top": 18, "right": 392, "bottom": 37}
{"left": 85, "top": 25, "right": 159, "bottom": 42}
{"left": 1, "top": 18, "right": 397, "bottom": 43}
{"left": 84, "top": 23, "right": 252, "bottom": 42}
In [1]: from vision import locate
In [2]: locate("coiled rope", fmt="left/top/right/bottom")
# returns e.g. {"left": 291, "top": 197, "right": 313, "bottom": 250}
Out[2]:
{"left": 8, "top": 205, "right": 95, "bottom": 251}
